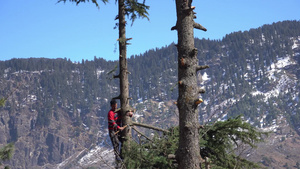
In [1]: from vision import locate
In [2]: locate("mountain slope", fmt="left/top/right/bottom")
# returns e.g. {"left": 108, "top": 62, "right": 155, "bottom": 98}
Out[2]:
{"left": 0, "top": 20, "right": 299, "bottom": 168}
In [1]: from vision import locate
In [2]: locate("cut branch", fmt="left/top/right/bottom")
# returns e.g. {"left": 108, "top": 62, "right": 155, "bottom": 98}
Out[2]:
{"left": 132, "top": 127, "right": 152, "bottom": 141}
{"left": 193, "top": 22, "right": 207, "bottom": 31}
{"left": 113, "top": 74, "right": 120, "bottom": 79}
{"left": 194, "top": 98, "right": 203, "bottom": 106}
{"left": 179, "top": 57, "right": 187, "bottom": 68}
{"left": 198, "top": 88, "right": 206, "bottom": 94}
{"left": 131, "top": 122, "right": 169, "bottom": 133}
{"left": 196, "top": 65, "right": 209, "bottom": 71}
{"left": 171, "top": 25, "right": 177, "bottom": 31}
{"left": 113, "top": 95, "right": 121, "bottom": 100}
{"left": 190, "top": 48, "right": 198, "bottom": 57}
{"left": 183, "top": 6, "right": 195, "bottom": 13}
{"left": 178, "top": 80, "right": 185, "bottom": 86}
{"left": 168, "top": 154, "right": 176, "bottom": 159}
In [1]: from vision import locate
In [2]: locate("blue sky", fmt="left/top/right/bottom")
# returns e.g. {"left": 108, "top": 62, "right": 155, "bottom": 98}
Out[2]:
{"left": 0, "top": 0, "right": 299, "bottom": 62}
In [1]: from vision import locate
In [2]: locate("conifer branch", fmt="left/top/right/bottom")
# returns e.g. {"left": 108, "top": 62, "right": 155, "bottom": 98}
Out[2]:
{"left": 106, "top": 64, "right": 118, "bottom": 76}
{"left": 56, "top": 0, "right": 109, "bottom": 9}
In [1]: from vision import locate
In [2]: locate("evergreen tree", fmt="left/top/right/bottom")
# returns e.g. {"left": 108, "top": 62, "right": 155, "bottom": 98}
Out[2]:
{"left": 172, "top": 0, "right": 208, "bottom": 168}
{"left": 57, "top": 0, "right": 150, "bottom": 162}
{"left": 123, "top": 116, "right": 266, "bottom": 169}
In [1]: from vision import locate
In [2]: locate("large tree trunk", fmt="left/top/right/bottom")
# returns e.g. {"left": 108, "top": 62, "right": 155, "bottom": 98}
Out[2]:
{"left": 173, "top": 0, "right": 207, "bottom": 168}
{"left": 116, "top": 0, "right": 132, "bottom": 144}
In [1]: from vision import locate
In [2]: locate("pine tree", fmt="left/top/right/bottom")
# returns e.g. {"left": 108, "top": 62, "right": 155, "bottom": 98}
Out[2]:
{"left": 172, "top": 0, "right": 208, "bottom": 168}
{"left": 122, "top": 116, "right": 266, "bottom": 169}
{"left": 57, "top": 0, "right": 150, "bottom": 162}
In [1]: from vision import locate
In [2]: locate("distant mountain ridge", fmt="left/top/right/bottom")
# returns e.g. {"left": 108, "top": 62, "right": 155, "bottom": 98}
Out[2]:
{"left": 0, "top": 20, "right": 299, "bottom": 168}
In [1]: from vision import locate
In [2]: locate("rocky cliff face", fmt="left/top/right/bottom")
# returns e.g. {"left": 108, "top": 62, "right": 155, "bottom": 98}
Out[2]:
{"left": 0, "top": 70, "right": 106, "bottom": 168}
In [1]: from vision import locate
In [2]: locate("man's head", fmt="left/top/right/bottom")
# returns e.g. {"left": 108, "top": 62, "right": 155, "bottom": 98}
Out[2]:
{"left": 110, "top": 99, "right": 117, "bottom": 110}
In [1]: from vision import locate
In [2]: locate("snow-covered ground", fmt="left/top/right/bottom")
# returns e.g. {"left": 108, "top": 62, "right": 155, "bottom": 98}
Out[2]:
{"left": 251, "top": 55, "right": 297, "bottom": 102}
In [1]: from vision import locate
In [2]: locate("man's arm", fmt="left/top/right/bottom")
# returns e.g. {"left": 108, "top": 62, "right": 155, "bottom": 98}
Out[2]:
{"left": 108, "top": 111, "right": 120, "bottom": 130}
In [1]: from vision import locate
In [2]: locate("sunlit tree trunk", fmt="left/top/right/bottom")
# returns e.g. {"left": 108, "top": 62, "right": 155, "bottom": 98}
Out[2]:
{"left": 173, "top": 0, "right": 208, "bottom": 168}
{"left": 115, "top": 0, "right": 132, "bottom": 145}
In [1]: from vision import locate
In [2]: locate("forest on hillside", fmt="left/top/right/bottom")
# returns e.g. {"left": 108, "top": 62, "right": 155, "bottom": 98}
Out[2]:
{"left": 0, "top": 20, "right": 300, "bottom": 168}
{"left": 1, "top": 20, "right": 299, "bottom": 129}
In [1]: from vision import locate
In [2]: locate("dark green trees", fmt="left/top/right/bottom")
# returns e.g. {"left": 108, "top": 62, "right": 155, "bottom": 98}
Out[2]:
{"left": 0, "top": 98, "right": 14, "bottom": 169}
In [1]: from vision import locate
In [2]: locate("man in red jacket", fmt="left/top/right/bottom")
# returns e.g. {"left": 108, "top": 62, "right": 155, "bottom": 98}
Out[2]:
{"left": 108, "top": 99, "right": 133, "bottom": 160}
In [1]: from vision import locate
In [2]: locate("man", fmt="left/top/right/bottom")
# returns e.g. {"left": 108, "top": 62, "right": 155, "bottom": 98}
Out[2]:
{"left": 108, "top": 99, "right": 133, "bottom": 160}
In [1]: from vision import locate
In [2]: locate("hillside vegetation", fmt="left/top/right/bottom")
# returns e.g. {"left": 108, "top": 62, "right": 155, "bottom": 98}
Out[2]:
{"left": 0, "top": 20, "right": 299, "bottom": 168}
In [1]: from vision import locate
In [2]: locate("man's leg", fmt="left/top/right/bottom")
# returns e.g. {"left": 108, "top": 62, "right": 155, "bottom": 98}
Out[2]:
{"left": 109, "top": 131, "right": 121, "bottom": 160}
{"left": 118, "top": 134, "right": 123, "bottom": 159}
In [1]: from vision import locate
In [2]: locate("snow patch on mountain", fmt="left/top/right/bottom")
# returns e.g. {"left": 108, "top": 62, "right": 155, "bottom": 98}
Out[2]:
{"left": 201, "top": 72, "right": 210, "bottom": 83}
{"left": 78, "top": 146, "right": 114, "bottom": 168}
{"left": 252, "top": 74, "right": 294, "bottom": 102}
{"left": 251, "top": 55, "right": 297, "bottom": 101}
{"left": 292, "top": 36, "right": 300, "bottom": 49}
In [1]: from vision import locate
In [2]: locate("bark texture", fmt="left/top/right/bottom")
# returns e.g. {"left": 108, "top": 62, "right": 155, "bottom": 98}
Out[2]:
{"left": 174, "top": 0, "right": 207, "bottom": 168}
{"left": 116, "top": 0, "right": 132, "bottom": 144}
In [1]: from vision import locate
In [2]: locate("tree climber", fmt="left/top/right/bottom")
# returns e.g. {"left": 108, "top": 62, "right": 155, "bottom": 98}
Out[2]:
{"left": 108, "top": 99, "right": 133, "bottom": 161}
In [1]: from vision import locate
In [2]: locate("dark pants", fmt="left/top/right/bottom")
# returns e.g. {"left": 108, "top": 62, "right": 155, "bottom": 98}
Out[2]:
{"left": 109, "top": 130, "right": 123, "bottom": 160}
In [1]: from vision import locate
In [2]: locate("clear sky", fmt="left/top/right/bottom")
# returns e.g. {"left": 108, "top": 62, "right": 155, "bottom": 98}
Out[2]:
{"left": 0, "top": 0, "right": 299, "bottom": 62}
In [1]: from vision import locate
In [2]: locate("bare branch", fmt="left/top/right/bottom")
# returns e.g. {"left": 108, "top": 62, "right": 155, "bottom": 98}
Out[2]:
{"left": 132, "top": 127, "right": 152, "bottom": 142}
{"left": 194, "top": 98, "right": 203, "bottom": 106}
{"left": 113, "top": 74, "right": 120, "bottom": 79}
{"left": 113, "top": 95, "right": 121, "bottom": 100}
{"left": 168, "top": 154, "right": 176, "bottom": 159}
{"left": 131, "top": 122, "right": 169, "bottom": 133}
{"left": 193, "top": 22, "right": 207, "bottom": 31}
{"left": 198, "top": 88, "right": 206, "bottom": 94}
{"left": 171, "top": 25, "right": 177, "bottom": 31}
{"left": 196, "top": 65, "right": 209, "bottom": 71}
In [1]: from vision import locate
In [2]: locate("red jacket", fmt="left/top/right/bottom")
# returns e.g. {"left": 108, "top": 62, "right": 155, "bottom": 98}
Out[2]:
{"left": 108, "top": 109, "right": 122, "bottom": 131}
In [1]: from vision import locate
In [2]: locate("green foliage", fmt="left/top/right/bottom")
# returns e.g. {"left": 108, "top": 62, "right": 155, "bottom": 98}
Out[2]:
{"left": 124, "top": 0, "right": 150, "bottom": 25}
{"left": 0, "top": 143, "right": 14, "bottom": 168}
{"left": 122, "top": 129, "right": 178, "bottom": 169}
{"left": 123, "top": 116, "right": 267, "bottom": 169}
{"left": 1, "top": 21, "right": 298, "bottom": 127}
{"left": 57, "top": 0, "right": 149, "bottom": 25}
{"left": 0, "top": 98, "right": 14, "bottom": 168}
{"left": 0, "top": 21, "right": 299, "bottom": 168}
{"left": 0, "top": 98, "right": 6, "bottom": 107}
{"left": 0, "top": 143, "right": 14, "bottom": 162}
{"left": 57, "top": 0, "right": 108, "bottom": 8}
{"left": 201, "top": 116, "right": 268, "bottom": 169}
